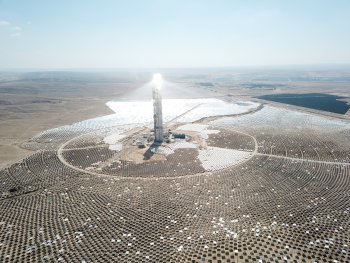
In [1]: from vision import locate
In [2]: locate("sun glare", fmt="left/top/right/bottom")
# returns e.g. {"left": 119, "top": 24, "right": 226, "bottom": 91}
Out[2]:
{"left": 152, "top": 73, "right": 163, "bottom": 87}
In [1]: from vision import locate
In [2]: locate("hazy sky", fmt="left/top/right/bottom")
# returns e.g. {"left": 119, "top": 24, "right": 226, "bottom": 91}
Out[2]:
{"left": 0, "top": 0, "right": 350, "bottom": 69}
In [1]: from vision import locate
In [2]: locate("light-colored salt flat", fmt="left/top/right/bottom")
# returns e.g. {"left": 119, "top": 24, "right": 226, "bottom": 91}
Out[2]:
{"left": 176, "top": 100, "right": 260, "bottom": 122}
{"left": 198, "top": 147, "right": 252, "bottom": 171}
{"left": 103, "top": 134, "right": 126, "bottom": 145}
{"left": 103, "top": 134, "right": 126, "bottom": 151}
{"left": 108, "top": 144, "right": 123, "bottom": 151}
{"left": 212, "top": 105, "right": 350, "bottom": 133}
{"left": 106, "top": 99, "right": 260, "bottom": 124}
{"left": 176, "top": 124, "right": 220, "bottom": 140}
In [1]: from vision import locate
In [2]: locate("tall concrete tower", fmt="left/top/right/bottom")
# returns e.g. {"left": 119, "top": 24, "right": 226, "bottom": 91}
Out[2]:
{"left": 152, "top": 73, "right": 163, "bottom": 143}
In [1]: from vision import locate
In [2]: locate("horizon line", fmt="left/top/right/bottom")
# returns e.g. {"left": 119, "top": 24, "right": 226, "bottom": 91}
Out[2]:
{"left": 1, "top": 63, "right": 350, "bottom": 72}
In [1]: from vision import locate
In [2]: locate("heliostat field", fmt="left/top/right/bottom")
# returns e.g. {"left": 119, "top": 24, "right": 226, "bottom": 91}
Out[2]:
{"left": 1, "top": 91, "right": 350, "bottom": 263}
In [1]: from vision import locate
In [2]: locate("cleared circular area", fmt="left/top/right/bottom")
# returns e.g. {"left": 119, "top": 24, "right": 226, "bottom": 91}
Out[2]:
{"left": 58, "top": 125, "right": 256, "bottom": 178}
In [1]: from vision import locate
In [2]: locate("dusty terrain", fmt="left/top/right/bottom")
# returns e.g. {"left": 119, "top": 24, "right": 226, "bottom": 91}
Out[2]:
{"left": 0, "top": 72, "right": 148, "bottom": 168}
{"left": 0, "top": 69, "right": 350, "bottom": 262}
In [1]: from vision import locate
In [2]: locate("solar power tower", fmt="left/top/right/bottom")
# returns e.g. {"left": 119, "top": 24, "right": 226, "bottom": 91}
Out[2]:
{"left": 152, "top": 73, "right": 164, "bottom": 143}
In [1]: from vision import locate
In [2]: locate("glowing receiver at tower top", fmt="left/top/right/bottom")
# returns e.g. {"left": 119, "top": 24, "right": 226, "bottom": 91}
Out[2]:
{"left": 152, "top": 73, "right": 163, "bottom": 143}
{"left": 153, "top": 73, "right": 163, "bottom": 88}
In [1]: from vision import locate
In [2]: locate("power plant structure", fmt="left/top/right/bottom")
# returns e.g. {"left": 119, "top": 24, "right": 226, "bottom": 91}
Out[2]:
{"left": 131, "top": 73, "right": 187, "bottom": 149}
{"left": 152, "top": 73, "right": 164, "bottom": 144}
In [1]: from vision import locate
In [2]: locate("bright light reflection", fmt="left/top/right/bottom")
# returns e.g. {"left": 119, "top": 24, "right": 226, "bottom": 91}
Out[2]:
{"left": 152, "top": 73, "right": 163, "bottom": 87}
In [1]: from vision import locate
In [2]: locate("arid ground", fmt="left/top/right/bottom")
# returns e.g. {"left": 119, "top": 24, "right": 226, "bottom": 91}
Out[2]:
{"left": 0, "top": 69, "right": 350, "bottom": 262}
